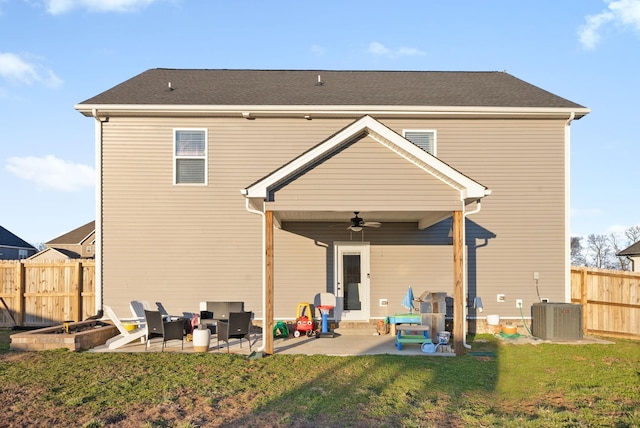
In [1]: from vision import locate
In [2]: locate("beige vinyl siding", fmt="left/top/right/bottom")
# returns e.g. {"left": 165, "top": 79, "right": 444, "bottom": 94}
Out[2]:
{"left": 269, "top": 135, "right": 461, "bottom": 212}
{"left": 101, "top": 115, "right": 567, "bottom": 320}
{"left": 101, "top": 117, "right": 355, "bottom": 315}
{"left": 384, "top": 118, "right": 567, "bottom": 315}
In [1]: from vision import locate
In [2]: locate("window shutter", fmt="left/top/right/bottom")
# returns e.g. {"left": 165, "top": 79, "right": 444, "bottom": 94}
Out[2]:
{"left": 404, "top": 131, "right": 434, "bottom": 154}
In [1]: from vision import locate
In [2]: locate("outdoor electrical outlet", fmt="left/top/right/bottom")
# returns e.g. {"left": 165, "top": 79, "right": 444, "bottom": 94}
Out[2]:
{"left": 533, "top": 272, "right": 540, "bottom": 280}
{"left": 497, "top": 294, "right": 505, "bottom": 302}
{"left": 516, "top": 299, "right": 523, "bottom": 308}
{"left": 379, "top": 299, "right": 388, "bottom": 307}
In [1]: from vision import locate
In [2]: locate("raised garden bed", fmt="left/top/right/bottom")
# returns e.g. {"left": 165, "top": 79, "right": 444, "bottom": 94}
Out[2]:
{"left": 10, "top": 320, "right": 118, "bottom": 351}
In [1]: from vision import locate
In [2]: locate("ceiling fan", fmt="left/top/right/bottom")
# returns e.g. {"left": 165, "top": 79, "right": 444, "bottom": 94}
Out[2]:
{"left": 347, "top": 212, "right": 381, "bottom": 232}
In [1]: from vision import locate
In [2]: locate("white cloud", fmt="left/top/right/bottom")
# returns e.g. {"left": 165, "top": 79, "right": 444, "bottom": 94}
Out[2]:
{"left": 0, "top": 52, "right": 62, "bottom": 88}
{"left": 367, "top": 42, "right": 426, "bottom": 58}
{"left": 579, "top": 0, "right": 640, "bottom": 49}
{"left": 42, "top": 0, "right": 160, "bottom": 14}
{"left": 6, "top": 155, "right": 94, "bottom": 192}
{"left": 368, "top": 42, "right": 392, "bottom": 56}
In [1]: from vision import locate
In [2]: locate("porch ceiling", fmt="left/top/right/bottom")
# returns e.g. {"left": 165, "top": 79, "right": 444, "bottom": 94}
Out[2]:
{"left": 274, "top": 209, "right": 452, "bottom": 229}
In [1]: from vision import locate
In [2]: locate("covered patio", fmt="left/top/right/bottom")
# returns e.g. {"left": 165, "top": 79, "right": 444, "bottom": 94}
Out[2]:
{"left": 241, "top": 116, "right": 491, "bottom": 355}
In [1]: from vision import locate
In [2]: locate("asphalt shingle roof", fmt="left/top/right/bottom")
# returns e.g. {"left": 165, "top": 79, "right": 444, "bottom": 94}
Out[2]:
{"left": 79, "top": 69, "right": 587, "bottom": 112}
{"left": 618, "top": 241, "right": 640, "bottom": 256}
{"left": 0, "top": 226, "right": 35, "bottom": 249}
{"left": 46, "top": 221, "right": 95, "bottom": 245}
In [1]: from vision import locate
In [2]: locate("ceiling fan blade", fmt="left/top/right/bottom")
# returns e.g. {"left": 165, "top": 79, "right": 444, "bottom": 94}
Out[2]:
{"left": 363, "top": 222, "right": 381, "bottom": 228}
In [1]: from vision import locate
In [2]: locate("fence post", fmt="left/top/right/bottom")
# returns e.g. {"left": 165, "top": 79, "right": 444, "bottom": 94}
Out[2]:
{"left": 75, "top": 260, "right": 83, "bottom": 322}
{"left": 580, "top": 268, "right": 588, "bottom": 335}
{"left": 15, "top": 261, "right": 25, "bottom": 327}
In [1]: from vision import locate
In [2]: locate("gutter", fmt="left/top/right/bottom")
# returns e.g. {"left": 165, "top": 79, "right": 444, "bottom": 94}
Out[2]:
{"left": 75, "top": 104, "right": 591, "bottom": 120}
{"left": 91, "top": 109, "right": 106, "bottom": 312}
{"left": 564, "top": 112, "right": 575, "bottom": 303}
{"left": 243, "top": 196, "right": 266, "bottom": 353}
{"left": 462, "top": 199, "right": 483, "bottom": 349}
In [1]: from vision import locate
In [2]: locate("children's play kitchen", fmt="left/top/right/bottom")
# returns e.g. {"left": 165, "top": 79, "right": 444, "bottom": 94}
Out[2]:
{"left": 388, "top": 288, "right": 451, "bottom": 353}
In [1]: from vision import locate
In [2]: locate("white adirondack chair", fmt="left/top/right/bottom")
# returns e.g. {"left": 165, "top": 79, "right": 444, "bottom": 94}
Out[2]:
{"left": 104, "top": 305, "right": 148, "bottom": 350}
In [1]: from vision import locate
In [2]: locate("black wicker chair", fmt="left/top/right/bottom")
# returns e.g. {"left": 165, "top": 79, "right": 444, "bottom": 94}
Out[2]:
{"left": 144, "top": 310, "right": 184, "bottom": 351}
{"left": 217, "top": 311, "right": 252, "bottom": 353}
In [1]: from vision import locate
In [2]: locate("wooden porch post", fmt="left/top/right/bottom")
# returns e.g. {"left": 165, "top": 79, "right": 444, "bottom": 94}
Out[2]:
{"left": 452, "top": 210, "right": 465, "bottom": 355}
{"left": 264, "top": 210, "right": 275, "bottom": 355}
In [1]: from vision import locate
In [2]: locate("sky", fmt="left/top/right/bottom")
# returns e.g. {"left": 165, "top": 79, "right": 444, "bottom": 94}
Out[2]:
{"left": 1, "top": 0, "right": 639, "bottom": 247}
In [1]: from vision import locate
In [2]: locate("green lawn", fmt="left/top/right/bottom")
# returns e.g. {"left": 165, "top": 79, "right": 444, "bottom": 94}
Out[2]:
{"left": 1, "top": 329, "right": 638, "bottom": 427}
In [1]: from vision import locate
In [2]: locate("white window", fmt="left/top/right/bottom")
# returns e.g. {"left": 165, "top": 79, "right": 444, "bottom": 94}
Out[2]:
{"left": 403, "top": 130, "right": 437, "bottom": 155}
{"left": 174, "top": 129, "right": 207, "bottom": 185}
{"left": 18, "top": 249, "right": 28, "bottom": 259}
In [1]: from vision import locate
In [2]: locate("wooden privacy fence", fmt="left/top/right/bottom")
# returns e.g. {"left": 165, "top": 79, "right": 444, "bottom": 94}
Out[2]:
{"left": 1, "top": 260, "right": 638, "bottom": 337}
{"left": 571, "top": 266, "right": 640, "bottom": 339}
{"left": 0, "top": 259, "right": 96, "bottom": 328}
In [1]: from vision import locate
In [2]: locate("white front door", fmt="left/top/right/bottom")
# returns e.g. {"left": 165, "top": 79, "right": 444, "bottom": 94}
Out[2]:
{"left": 334, "top": 242, "right": 370, "bottom": 321}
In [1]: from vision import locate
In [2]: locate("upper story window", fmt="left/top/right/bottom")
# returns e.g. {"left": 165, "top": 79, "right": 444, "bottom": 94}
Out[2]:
{"left": 18, "top": 249, "right": 28, "bottom": 259}
{"left": 174, "top": 129, "right": 207, "bottom": 185}
{"left": 403, "top": 130, "right": 437, "bottom": 156}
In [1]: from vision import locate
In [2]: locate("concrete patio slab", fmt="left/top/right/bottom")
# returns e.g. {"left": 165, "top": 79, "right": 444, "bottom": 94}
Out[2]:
{"left": 89, "top": 332, "right": 454, "bottom": 356}
{"left": 88, "top": 331, "right": 613, "bottom": 356}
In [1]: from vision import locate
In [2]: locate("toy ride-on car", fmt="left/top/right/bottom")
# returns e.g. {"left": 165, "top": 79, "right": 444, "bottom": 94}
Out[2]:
{"left": 293, "top": 302, "right": 316, "bottom": 337}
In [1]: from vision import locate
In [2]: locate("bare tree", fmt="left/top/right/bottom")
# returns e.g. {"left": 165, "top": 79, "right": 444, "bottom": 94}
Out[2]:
{"left": 571, "top": 236, "right": 586, "bottom": 266}
{"left": 586, "top": 234, "right": 613, "bottom": 268}
{"left": 624, "top": 226, "right": 640, "bottom": 244}
{"left": 574, "top": 226, "right": 640, "bottom": 271}
{"left": 608, "top": 232, "right": 630, "bottom": 270}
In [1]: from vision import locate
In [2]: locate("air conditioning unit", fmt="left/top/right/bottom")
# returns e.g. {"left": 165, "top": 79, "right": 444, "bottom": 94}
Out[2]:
{"left": 532, "top": 303, "right": 583, "bottom": 340}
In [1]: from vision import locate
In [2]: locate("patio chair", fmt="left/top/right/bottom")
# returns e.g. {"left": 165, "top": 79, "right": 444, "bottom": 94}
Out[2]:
{"left": 217, "top": 311, "right": 253, "bottom": 353}
{"left": 156, "top": 301, "right": 183, "bottom": 321}
{"left": 129, "top": 300, "right": 152, "bottom": 324}
{"left": 144, "top": 310, "right": 185, "bottom": 351}
{"left": 104, "top": 305, "right": 148, "bottom": 350}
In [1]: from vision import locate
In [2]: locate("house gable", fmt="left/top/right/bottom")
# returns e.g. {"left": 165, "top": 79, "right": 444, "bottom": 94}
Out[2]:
{"left": 270, "top": 133, "right": 462, "bottom": 211}
{"left": 243, "top": 116, "right": 490, "bottom": 225}
{"left": 28, "top": 247, "right": 81, "bottom": 261}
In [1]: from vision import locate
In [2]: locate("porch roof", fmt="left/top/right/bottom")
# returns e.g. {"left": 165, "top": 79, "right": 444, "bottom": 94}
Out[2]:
{"left": 242, "top": 115, "right": 491, "bottom": 227}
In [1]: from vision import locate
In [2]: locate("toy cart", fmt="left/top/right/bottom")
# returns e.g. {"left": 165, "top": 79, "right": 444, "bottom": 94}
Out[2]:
{"left": 293, "top": 302, "right": 316, "bottom": 337}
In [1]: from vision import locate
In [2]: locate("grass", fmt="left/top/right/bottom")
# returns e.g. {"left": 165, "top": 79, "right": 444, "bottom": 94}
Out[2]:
{"left": 1, "top": 329, "right": 639, "bottom": 427}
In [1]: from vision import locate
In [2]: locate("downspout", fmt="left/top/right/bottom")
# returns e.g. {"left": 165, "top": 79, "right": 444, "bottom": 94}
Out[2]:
{"left": 564, "top": 112, "right": 575, "bottom": 303}
{"left": 462, "top": 199, "right": 483, "bottom": 349}
{"left": 243, "top": 196, "right": 266, "bottom": 352}
{"left": 91, "top": 109, "right": 104, "bottom": 314}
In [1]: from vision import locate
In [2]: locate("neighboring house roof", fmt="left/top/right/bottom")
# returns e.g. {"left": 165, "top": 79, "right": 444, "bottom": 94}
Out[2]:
{"left": 0, "top": 225, "right": 36, "bottom": 250}
{"left": 27, "top": 247, "right": 82, "bottom": 260}
{"left": 76, "top": 69, "right": 589, "bottom": 118}
{"left": 46, "top": 221, "right": 95, "bottom": 246}
{"left": 617, "top": 241, "right": 640, "bottom": 257}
